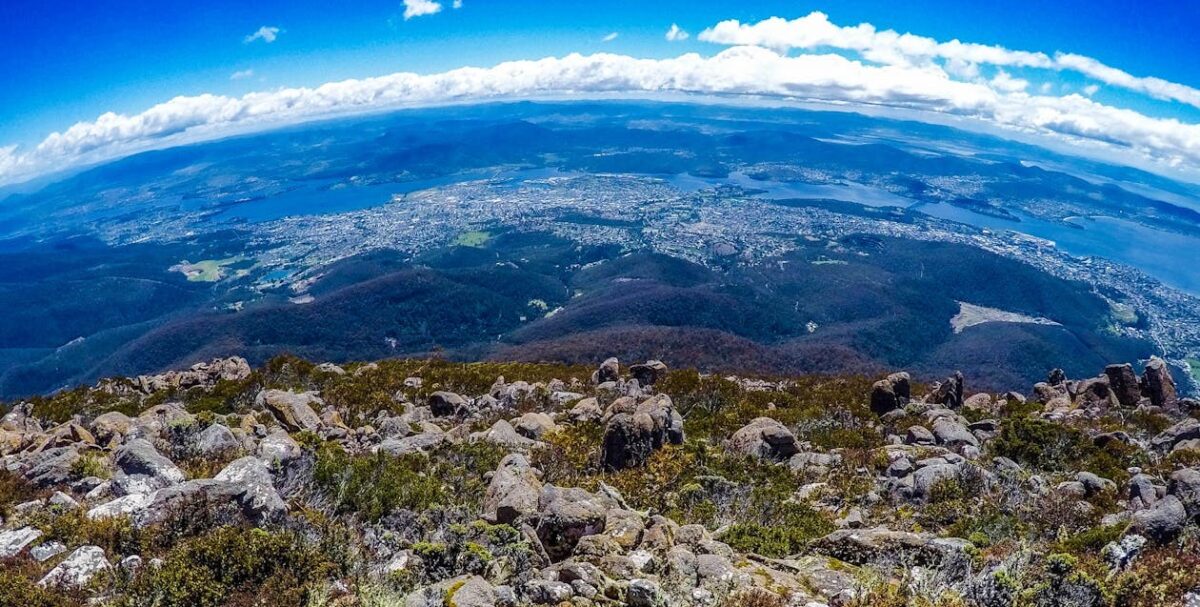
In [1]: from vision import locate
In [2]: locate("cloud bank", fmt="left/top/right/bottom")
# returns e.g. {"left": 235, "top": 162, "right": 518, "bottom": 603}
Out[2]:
{"left": 4, "top": 13, "right": 1200, "bottom": 186}
{"left": 698, "top": 12, "right": 1200, "bottom": 110}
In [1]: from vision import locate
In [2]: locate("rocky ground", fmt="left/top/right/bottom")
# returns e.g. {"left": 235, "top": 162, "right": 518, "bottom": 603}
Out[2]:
{"left": 1, "top": 354, "right": 1199, "bottom": 607}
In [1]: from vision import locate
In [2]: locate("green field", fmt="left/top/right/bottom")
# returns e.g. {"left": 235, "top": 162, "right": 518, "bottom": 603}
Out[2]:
{"left": 170, "top": 256, "right": 246, "bottom": 282}
{"left": 452, "top": 230, "right": 492, "bottom": 247}
{"left": 1188, "top": 358, "right": 1200, "bottom": 384}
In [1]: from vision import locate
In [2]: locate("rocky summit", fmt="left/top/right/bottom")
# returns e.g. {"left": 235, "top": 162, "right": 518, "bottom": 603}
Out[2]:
{"left": 2, "top": 354, "right": 1200, "bottom": 607}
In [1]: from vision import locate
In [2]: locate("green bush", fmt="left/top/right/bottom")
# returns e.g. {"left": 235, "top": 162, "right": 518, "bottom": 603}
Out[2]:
{"left": 991, "top": 416, "right": 1135, "bottom": 482}
{"left": 118, "top": 526, "right": 331, "bottom": 607}
{"left": 721, "top": 502, "right": 833, "bottom": 557}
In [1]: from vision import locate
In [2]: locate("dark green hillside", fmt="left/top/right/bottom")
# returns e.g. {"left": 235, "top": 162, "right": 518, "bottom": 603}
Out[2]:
{"left": 5, "top": 230, "right": 1146, "bottom": 398}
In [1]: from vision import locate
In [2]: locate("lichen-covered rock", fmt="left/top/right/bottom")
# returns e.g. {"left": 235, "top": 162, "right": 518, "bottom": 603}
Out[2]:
{"left": 727, "top": 417, "right": 800, "bottom": 462}
{"left": 38, "top": 545, "right": 110, "bottom": 588}
{"left": 482, "top": 453, "right": 543, "bottom": 525}
{"left": 256, "top": 389, "right": 324, "bottom": 432}
{"left": 113, "top": 438, "right": 185, "bottom": 495}
{"left": 600, "top": 394, "right": 682, "bottom": 471}
{"left": 0, "top": 526, "right": 42, "bottom": 558}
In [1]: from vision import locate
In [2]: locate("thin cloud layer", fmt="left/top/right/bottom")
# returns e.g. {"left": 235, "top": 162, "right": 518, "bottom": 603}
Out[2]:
{"left": 4, "top": 15, "right": 1200, "bottom": 186}
{"left": 698, "top": 12, "right": 1200, "bottom": 110}
{"left": 243, "top": 26, "right": 281, "bottom": 44}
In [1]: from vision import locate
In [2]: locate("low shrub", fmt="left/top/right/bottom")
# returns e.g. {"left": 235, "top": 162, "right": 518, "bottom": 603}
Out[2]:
{"left": 117, "top": 526, "right": 332, "bottom": 607}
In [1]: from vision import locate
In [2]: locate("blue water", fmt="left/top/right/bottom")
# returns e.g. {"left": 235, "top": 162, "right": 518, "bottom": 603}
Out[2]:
{"left": 918, "top": 202, "right": 1200, "bottom": 295}
{"left": 668, "top": 172, "right": 916, "bottom": 207}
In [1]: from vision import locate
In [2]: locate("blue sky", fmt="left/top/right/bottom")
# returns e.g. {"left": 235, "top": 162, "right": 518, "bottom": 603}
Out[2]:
{"left": 2, "top": 0, "right": 1200, "bottom": 184}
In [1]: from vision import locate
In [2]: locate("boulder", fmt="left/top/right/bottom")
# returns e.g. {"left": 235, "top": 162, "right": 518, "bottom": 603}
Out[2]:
{"left": 214, "top": 456, "right": 288, "bottom": 520}
{"left": 601, "top": 395, "right": 683, "bottom": 471}
{"left": 0, "top": 526, "right": 42, "bottom": 558}
{"left": 90, "top": 411, "right": 133, "bottom": 443}
{"left": 568, "top": 398, "right": 603, "bottom": 423}
{"left": 931, "top": 419, "right": 979, "bottom": 450}
{"left": 256, "top": 390, "right": 323, "bottom": 433}
{"left": 1129, "top": 495, "right": 1187, "bottom": 543}
{"left": 629, "top": 360, "right": 668, "bottom": 386}
{"left": 378, "top": 431, "right": 446, "bottom": 456}
{"left": 912, "top": 463, "right": 961, "bottom": 499}
{"left": 905, "top": 426, "right": 936, "bottom": 446}
{"left": 482, "top": 454, "right": 543, "bottom": 524}
{"left": 1142, "top": 357, "right": 1179, "bottom": 411}
{"left": 513, "top": 412, "right": 557, "bottom": 440}
{"left": 1105, "top": 364, "right": 1142, "bottom": 408}
{"left": 22, "top": 446, "right": 81, "bottom": 487}
{"left": 257, "top": 429, "right": 303, "bottom": 463}
{"left": 870, "top": 373, "right": 910, "bottom": 415}
{"left": 38, "top": 545, "right": 110, "bottom": 588}
{"left": 1167, "top": 468, "right": 1200, "bottom": 518}
{"left": 113, "top": 438, "right": 185, "bottom": 495}
{"left": 1152, "top": 418, "right": 1200, "bottom": 452}
{"left": 470, "top": 419, "right": 538, "bottom": 449}
{"left": 811, "top": 528, "right": 973, "bottom": 581}
{"left": 537, "top": 485, "right": 619, "bottom": 560}
{"left": 428, "top": 391, "right": 468, "bottom": 417}
{"left": 929, "top": 372, "right": 965, "bottom": 408}
{"left": 726, "top": 417, "right": 800, "bottom": 462}
{"left": 594, "top": 357, "right": 621, "bottom": 384}
{"left": 195, "top": 423, "right": 240, "bottom": 456}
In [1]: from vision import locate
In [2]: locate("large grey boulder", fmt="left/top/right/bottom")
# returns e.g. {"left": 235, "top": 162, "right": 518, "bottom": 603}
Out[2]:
{"left": 929, "top": 372, "right": 965, "bottom": 408}
{"left": 0, "top": 526, "right": 42, "bottom": 558}
{"left": 257, "top": 429, "right": 303, "bottom": 463}
{"left": 812, "top": 528, "right": 973, "bottom": 581}
{"left": 195, "top": 423, "right": 240, "bottom": 456}
{"left": 22, "top": 446, "right": 81, "bottom": 487}
{"left": 1129, "top": 495, "right": 1187, "bottom": 543}
{"left": 593, "top": 357, "right": 621, "bottom": 384}
{"left": 113, "top": 438, "right": 185, "bottom": 495}
{"left": 726, "top": 417, "right": 800, "bottom": 462}
{"left": 38, "top": 545, "right": 110, "bottom": 588}
{"left": 1105, "top": 364, "right": 1142, "bottom": 408}
{"left": 1167, "top": 468, "right": 1200, "bottom": 518}
{"left": 932, "top": 418, "right": 979, "bottom": 449}
{"left": 537, "top": 485, "right": 619, "bottom": 560}
{"left": 428, "top": 391, "right": 469, "bottom": 417}
{"left": 482, "top": 453, "right": 543, "bottom": 525}
{"left": 1142, "top": 357, "right": 1179, "bottom": 411}
{"left": 912, "top": 463, "right": 961, "bottom": 499}
{"left": 600, "top": 394, "right": 683, "bottom": 471}
{"left": 377, "top": 431, "right": 446, "bottom": 456}
{"left": 870, "top": 372, "right": 910, "bottom": 415}
{"left": 470, "top": 419, "right": 538, "bottom": 450}
{"left": 1152, "top": 418, "right": 1200, "bottom": 452}
{"left": 214, "top": 456, "right": 287, "bottom": 520}
{"left": 629, "top": 360, "right": 668, "bottom": 386}
{"left": 256, "top": 390, "right": 323, "bottom": 432}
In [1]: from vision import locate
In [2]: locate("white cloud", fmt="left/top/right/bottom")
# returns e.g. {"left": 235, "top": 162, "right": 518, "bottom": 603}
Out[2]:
{"left": 230, "top": 69, "right": 255, "bottom": 81}
{"left": 5, "top": 25, "right": 1200, "bottom": 186}
{"left": 243, "top": 26, "right": 280, "bottom": 44}
{"left": 603, "top": 32, "right": 619, "bottom": 42}
{"left": 990, "top": 70, "right": 1028, "bottom": 93}
{"left": 452, "top": 0, "right": 463, "bottom": 8}
{"left": 1083, "top": 83, "right": 1101, "bottom": 96}
{"left": 698, "top": 12, "right": 1200, "bottom": 110}
{"left": 666, "top": 24, "right": 689, "bottom": 42}
{"left": 403, "top": 0, "right": 442, "bottom": 20}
